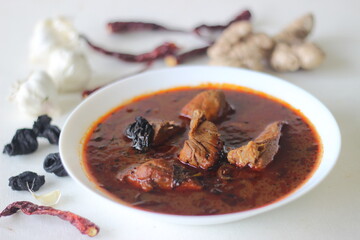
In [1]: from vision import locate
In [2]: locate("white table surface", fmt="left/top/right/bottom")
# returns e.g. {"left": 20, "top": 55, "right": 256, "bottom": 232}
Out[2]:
{"left": 1, "top": 0, "right": 359, "bottom": 239}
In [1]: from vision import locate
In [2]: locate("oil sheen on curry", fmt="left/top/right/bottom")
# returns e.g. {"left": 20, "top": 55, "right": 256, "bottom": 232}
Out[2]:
{"left": 83, "top": 85, "right": 321, "bottom": 215}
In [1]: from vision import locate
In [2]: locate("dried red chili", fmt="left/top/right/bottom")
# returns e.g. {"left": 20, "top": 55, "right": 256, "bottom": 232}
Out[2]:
{"left": 107, "top": 21, "right": 183, "bottom": 33}
{"left": 107, "top": 10, "right": 251, "bottom": 40}
{"left": 81, "top": 62, "right": 153, "bottom": 98}
{"left": 82, "top": 87, "right": 101, "bottom": 98}
{"left": 81, "top": 10, "right": 251, "bottom": 97}
{"left": 85, "top": 10, "right": 250, "bottom": 64}
{"left": 0, "top": 201, "right": 99, "bottom": 237}
{"left": 81, "top": 46, "right": 210, "bottom": 96}
{"left": 165, "top": 45, "right": 210, "bottom": 66}
{"left": 81, "top": 35, "right": 179, "bottom": 63}
{"left": 192, "top": 10, "right": 251, "bottom": 37}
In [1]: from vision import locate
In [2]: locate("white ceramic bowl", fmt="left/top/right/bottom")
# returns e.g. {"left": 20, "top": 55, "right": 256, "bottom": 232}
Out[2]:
{"left": 60, "top": 66, "right": 341, "bottom": 225}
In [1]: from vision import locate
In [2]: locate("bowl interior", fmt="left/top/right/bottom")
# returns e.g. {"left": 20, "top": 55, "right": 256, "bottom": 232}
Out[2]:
{"left": 59, "top": 66, "right": 341, "bottom": 225}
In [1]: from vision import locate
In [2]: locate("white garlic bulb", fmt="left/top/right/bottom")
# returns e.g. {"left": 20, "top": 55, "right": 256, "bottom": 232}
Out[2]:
{"left": 29, "top": 17, "right": 80, "bottom": 66}
{"left": 10, "top": 71, "right": 59, "bottom": 117}
{"left": 47, "top": 47, "right": 91, "bottom": 92}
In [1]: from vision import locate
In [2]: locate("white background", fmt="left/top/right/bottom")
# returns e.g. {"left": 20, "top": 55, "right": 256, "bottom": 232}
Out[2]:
{"left": 0, "top": 0, "right": 359, "bottom": 239}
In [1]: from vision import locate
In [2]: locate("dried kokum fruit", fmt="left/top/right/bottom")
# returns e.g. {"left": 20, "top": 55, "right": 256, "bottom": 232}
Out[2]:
{"left": 3, "top": 129, "right": 38, "bottom": 156}
{"left": 32, "top": 115, "right": 52, "bottom": 135}
{"left": 44, "top": 153, "right": 68, "bottom": 177}
{"left": 41, "top": 125, "right": 61, "bottom": 144}
{"left": 125, "top": 116, "right": 154, "bottom": 152}
{"left": 32, "top": 114, "right": 61, "bottom": 145}
{"left": 8, "top": 171, "right": 45, "bottom": 192}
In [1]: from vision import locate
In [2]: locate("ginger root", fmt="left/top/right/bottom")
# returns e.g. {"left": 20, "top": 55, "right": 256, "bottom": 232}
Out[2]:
{"left": 274, "top": 13, "right": 314, "bottom": 44}
{"left": 270, "top": 13, "right": 325, "bottom": 72}
{"left": 207, "top": 21, "right": 274, "bottom": 71}
{"left": 291, "top": 42, "right": 325, "bottom": 70}
{"left": 207, "top": 13, "right": 325, "bottom": 72}
{"left": 270, "top": 43, "right": 300, "bottom": 72}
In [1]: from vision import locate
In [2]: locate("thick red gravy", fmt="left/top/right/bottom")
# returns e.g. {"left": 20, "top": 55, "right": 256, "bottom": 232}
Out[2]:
{"left": 83, "top": 85, "right": 321, "bottom": 215}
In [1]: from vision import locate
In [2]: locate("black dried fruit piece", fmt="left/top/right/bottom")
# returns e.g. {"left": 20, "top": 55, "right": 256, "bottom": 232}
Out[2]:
{"left": 3, "top": 129, "right": 38, "bottom": 156}
{"left": 33, "top": 115, "right": 61, "bottom": 145}
{"left": 125, "top": 116, "right": 154, "bottom": 152}
{"left": 43, "top": 152, "right": 68, "bottom": 177}
{"left": 32, "top": 115, "right": 52, "bottom": 135}
{"left": 41, "top": 125, "right": 61, "bottom": 144}
{"left": 8, "top": 171, "right": 45, "bottom": 191}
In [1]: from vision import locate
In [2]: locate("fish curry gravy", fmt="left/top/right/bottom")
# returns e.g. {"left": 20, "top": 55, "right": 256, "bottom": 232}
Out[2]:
{"left": 83, "top": 85, "right": 321, "bottom": 215}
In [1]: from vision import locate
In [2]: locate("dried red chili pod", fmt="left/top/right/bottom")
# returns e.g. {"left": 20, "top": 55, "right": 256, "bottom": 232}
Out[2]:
{"left": 81, "top": 35, "right": 179, "bottom": 63}
{"left": 0, "top": 201, "right": 99, "bottom": 237}
{"left": 86, "top": 9, "right": 251, "bottom": 67}
{"left": 165, "top": 45, "right": 210, "bottom": 66}
{"left": 192, "top": 10, "right": 251, "bottom": 37}
{"left": 81, "top": 61, "right": 153, "bottom": 98}
{"left": 107, "top": 9, "right": 251, "bottom": 39}
{"left": 82, "top": 87, "right": 101, "bottom": 98}
{"left": 107, "top": 21, "right": 182, "bottom": 33}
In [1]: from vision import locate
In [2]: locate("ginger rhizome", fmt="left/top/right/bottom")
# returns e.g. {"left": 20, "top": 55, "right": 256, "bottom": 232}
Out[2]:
{"left": 207, "top": 13, "right": 325, "bottom": 72}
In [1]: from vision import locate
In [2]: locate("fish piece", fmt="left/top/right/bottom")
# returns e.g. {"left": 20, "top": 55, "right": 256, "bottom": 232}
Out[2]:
{"left": 227, "top": 121, "right": 285, "bottom": 170}
{"left": 117, "top": 159, "right": 201, "bottom": 192}
{"left": 180, "top": 89, "right": 231, "bottom": 122}
{"left": 151, "top": 121, "right": 184, "bottom": 146}
{"left": 179, "top": 110, "right": 223, "bottom": 169}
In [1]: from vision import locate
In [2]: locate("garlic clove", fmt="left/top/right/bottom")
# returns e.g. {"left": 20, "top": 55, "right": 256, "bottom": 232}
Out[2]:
{"left": 29, "top": 19, "right": 60, "bottom": 65}
{"left": 29, "top": 189, "right": 62, "bottom": 206}
{"left": 51, "top": 16, "right": 80, "bottom": 47}
{"left": 25, "top": 181, "right": 61, "bottom": 206}
{"left": 29, "top": 16, "right": 81, "bottom": 67}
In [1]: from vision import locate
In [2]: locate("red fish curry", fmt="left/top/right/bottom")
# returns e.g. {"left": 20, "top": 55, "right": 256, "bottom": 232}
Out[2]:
{"left": 83, "top": 85, "right": 321, "bottom": 215}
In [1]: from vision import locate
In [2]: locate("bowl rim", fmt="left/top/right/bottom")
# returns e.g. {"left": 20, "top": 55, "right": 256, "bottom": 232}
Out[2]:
{"left": 59, "top": 66, "right": 341, "bottom": 225}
